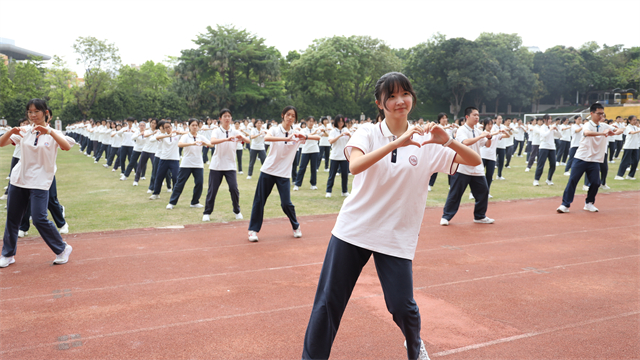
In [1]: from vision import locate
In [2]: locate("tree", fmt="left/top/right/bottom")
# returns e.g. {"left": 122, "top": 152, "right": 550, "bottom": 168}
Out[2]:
{"left": 534, "top": 46, "right": 588, "bottom": 106}
{"left": 73, "top": 36, "right": 121, "bottom": 117}
{"left": 45, "top": 55, "right": 76, "bottom": 118}
{"left": 13, "top": 57, "right": 46, "bottom": 100}
{"left": 0, "top": 60, "right": 14, "bottom": 117}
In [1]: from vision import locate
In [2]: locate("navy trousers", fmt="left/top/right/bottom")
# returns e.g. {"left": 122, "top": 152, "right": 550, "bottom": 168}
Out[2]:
{"left": 203, "top": 170, "right": 240, "bottom": 215}
{"left": 295, "top": 152, "right": 319, "bottom": 187}
{"left": 119, "top": 146, "right": 134, "bottom": 174}
{"left": 248, "top": 149, "right": 266, "bottom": 177}
{"left": 326, "top": 160, "right": 349, "bottom": 194}
{"left": 169, "top": 168, "right": 204, "bottom": 206}
{"left": 20, "top": 176, "right": 66, "bottom": 232}
{"left": 561, "top": 159, "right": 600, "bottom": 207}
{"left": 565, "top": 147, "right": 578, "bottom": 172}
{"left": 124, "top": 150, "right": 141, "bottom": 177}
{"left": 153, "top": 159, "right": 179, "bottom": 195}
{"left": 149, "top": 155, "right": 173, "bottom": 191}
{"left": 617, "top": 149, "right": 639, "bottom": 178}
{"left": 442, "top": 172, "right": 489, "bottom": 221}
{"left": 248, "top": 172, "right": 298, "bottom": 232}
{"left": 483, "top": 159, "right": 496, "bottom": 192}
{"left": 318, "top": 146, "right": 331, "bottom": 170}
{"left": 526, "top": 145, "right": 539, "bottom": 168}
{"left": 535, "top": 149, "right": 556, "bottom": 181}
{"left": 302, "top": 236, "right": 421, "bottom": 360}
{"left": 496, "top": 148, "right": 506, "bottom": 177}
{"left": 4, "top": 157, "right": 20, "bottom": 195}
{"left": 135, "top": 152, "right": 154, "bottom": 182}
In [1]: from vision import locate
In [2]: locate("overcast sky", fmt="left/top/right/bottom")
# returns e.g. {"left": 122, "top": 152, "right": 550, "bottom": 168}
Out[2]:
{"left": 2, "top": 0, "right": 638, "bottom": 77}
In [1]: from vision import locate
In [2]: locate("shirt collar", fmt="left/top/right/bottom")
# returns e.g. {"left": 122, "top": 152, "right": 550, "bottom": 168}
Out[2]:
{"left": 379, "top": 120, "right": 393, "bottom": 138}
{"left": 464, "top": 124, "right": 474, "bottom": 132}
{"left": 589, "top": 120, "right": 599, "bottom": 128}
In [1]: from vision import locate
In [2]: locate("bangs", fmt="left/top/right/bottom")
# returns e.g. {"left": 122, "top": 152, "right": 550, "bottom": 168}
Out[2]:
{"left": 376, "top": 72, "right": 417, "bottom": 113}
{"left": 26, "top": 98, "right": 48, "bottom": 112}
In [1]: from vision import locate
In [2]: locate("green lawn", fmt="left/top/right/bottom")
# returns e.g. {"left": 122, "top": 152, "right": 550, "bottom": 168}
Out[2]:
{"left": 1, "top": 145, "right": 638, "bottom": 236}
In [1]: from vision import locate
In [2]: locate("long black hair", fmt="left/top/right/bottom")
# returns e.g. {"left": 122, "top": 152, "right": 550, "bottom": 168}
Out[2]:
{"left": 373, "top": 72, "right": 417, "bottom": 121}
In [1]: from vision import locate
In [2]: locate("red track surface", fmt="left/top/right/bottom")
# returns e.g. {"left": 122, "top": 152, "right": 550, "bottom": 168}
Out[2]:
{"left": 1, "top": 191, "right": 639, "bottom": 359}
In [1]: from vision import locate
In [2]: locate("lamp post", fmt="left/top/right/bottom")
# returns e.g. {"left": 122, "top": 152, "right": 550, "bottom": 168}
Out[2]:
{"left": 360, "top": 112, "right": 365, "bottom": 122}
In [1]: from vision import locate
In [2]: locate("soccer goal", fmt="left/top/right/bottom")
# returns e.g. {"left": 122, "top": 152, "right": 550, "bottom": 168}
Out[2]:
{"left": 523, "top": 111, "right": 590, "bottom": 123}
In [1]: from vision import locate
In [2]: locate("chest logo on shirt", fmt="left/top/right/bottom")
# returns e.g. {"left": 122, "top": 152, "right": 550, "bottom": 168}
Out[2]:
{"left": 409, "top": 155, "right": 418, "bottom": 166}
{"left": 44, "top": 142, "right": 50, "bottom": 147}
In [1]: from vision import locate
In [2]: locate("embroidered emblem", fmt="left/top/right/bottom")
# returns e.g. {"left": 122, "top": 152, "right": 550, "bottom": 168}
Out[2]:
{"left": 409, "top": 155, "right": 418, "bottom": 166}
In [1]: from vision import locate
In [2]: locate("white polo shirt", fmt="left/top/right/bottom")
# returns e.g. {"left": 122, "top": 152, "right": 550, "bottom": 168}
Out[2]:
{"left": 119, "top": 127, "right": 135, "bottom": 147}
{"left": 319, "top": 125, "right": 331, "bottom": 147}
{"left": 179, "top": 133, "right": 208, "bottom": 168}
{"left": 575, "top": 121, "right": 613, "bottom": 163}
{"left": 10, "top": 127, "right": 76, "bottom": 190}
{"left": 513, "top": 124, "right": 525, "bottom": 141}
{"left": 301, "top": 128, "right": 319, "bottom": 154}
{"left": 480, "top": 134, "right": 503, "bottom": 161}
{"left": 530, "top": 125, "right": 541, "bottom": 145}
{"left": 133, "top": 130, "right": 146, "bottom": 152}
{"left": 455, "top": 124, "right": 486, "bottom": 176}
{"left": 332, "top": 121, "right": 458, "bottom": 260}
{"left": 210, "top": 126, "right": 241, "bottom": 171}
{"left": 329, "top": 128, "right": 351, "bottom": 161}
{"left": 539, "top": 125, "right": 558, "bottom": 150}
{"left": 570, "top": 124, "right": 583, "bottom": 148}
{"left": 560, "top": 125, "right": 572, "bottom": 142}
{"left": 496, "top": 125, "right": 508, "bottom": 149}
{"left": 260, "top": 125, "right": 301, "bottom": 178}
{"left": 142, "top": 130, "right": 157, "bottom": 153}
{"left": 112, "top": 131, "right": 123, "bottom": 148}
{"left": 250, "top": 128, "right": 266, "bottom": 151}
{"left": 623, "top": 125, "right": 639, "bottom": 149}
{"left": 156, "top": 133, "right": 181, "bottom": 160}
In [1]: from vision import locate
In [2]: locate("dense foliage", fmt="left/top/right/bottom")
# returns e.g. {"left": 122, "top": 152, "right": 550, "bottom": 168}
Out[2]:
{"left": 1, "top": 27, "right": 638, "bottom": 125}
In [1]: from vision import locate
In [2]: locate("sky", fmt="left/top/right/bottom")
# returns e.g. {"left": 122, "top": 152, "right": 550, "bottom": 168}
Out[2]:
{"left": 1, "top": 0, "right": 638, "bottom": 77}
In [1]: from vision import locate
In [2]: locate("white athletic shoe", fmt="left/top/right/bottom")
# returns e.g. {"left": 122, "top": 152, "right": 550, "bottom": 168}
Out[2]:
{"left": 94, "top": 160, "right": 98, "bottom": 164}
{"left": 440, "top": 218, "right": 449, "bottom": 226}
{"left": 600, "top": 184, "right": 610, "bottom": 190}
{"left": 166, "top": 204, "right": 174, "bottom": 210}
{"left": 248, "top": 231, "right": 259, "bottom": 242}
{"left": 583, "top": 203, "right": 599, "bottom": 212}
{"left": 505, "top": 166, "right": 511, "bottom": 169}
{"left": 293, "top": 185, "right": 299, "bottom": 191}
{"left": 293, "top": 227, "right": 302, "bottom": 238}
{"left": 609, "top": 160, "right": 615, "bottom": 164}
{"left": 235, "top": 212, "right": 243, "bottom": 220}
{"left": 325, "top": 193, "right": 331, "bottom": 198}
{"left": 564, "top": 171, "right": 571, "bottom": 176}
{"left": 324, "top": 168, "right": 329, "bottom": 172}
{"left": 582, "top": 185, "right": 589, "bottom": 191}
{"left": 341, "top": 192, "right": 350, "bottom": 197}
{"left": 0, "top": 194, "right": 7, "bottom": 200}
{"left": 53, "top": 244, "right": 72, "bottom": 265}
{"left": 614, "top": 176, "right": 625, "bottom": 180}
{"left": 59, "top": 223, "right": 69, "bottom": 234}
{"left": 202, "top": 214, "right": 211, "bottom": 222}
{"left": 533, "top": 180, "right": 539, "bottom": 186}
{"left": 625, "top": 176, "right": 636, "bottom": 180}
{"left": 133, "top": 181, "right": 138, "bottom": 186}
{"left": 525, "top": 168, "right": 530, "bottom": 172}
{"left": 556, "top": 205, "right": 570, "bottom": 213}
{"left": 310, "top": 186, "right": 318, "bottom": 190}
{"left": 120, "top": 174, "right": 126, "bottom": 181}
{"left": 18, "top": 230, "right": 27, "bottom": 238}
{"left": 469, "top": 193, "right": 474, "bottom": 199}
{"left": 404, "top": 339, "right": 431, "bottom": 360}
{"left": 498, "top": 176, "right": 506, "bottom": 180}
{"left": 546, "top": 180, "right": 554, "bottom": 186}
{"left": 167, "top": 188, "right": 172, "bottom": 193}
{"left": 147, "top": 189, "right": 153, "bottom": 194}
{"left": 190, "top": 203, "right": 204, "bottom": 208}
{"left": 141, "top": 177, "right": 146, "bottom": 180}
{"left": 0, "top": 256, "right": 15, "bottom": 268}
{"left": 488, "top": 194, "right": 493, "bottom": 198}
{"left": 246, "top": 176, "right": 252, "bottom": 179}
{"left": 428, "top": 185, "right": 432, "bottom": 192}
{"left": 556, "top": 162, "right": 560, "bottom": 166}
{"left": 473, "top": 217, "right": 495, "bottom": 224}
{"left": 103, "top": 164, "right": 108, "bottom": 168}
{"left": 149, "top": 194, "right": 159, "bottom": 200}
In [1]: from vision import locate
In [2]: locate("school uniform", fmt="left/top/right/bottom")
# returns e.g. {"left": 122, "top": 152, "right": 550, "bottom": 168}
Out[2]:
{"left": 480, "top": 134, "right": 503, "bottom": 192}
{"left": 235, "top": 132, "right": 245, "bottom": 173}
{"left": 295, "top": 127, "right": 320, "bottom": 187}
{"left": 317, "top": 125, "right": 331, "bottom": 170}
{"left": 534, "top": 125, "right": 560, "bottom": 182}
{"left": 565, "top": 124, "right": 583, "bottom": 172}
{"left": 169, "top": 134, "right": 208, "bottom": 206}
{"left": 442, "top": 124, "right": 490, "bottom": 221}
{"left": 513, "top": 124, "right": 525, "bottom": 156}
{"left": 3, "top": 134, "right": 22, "bottom": 196}
{"left": 248, "top": 125, "right": 302, "bottom": 233}
{"left": 135, "top": 129, "right": 155, "bottom": 183}
{"left": 561, "top": 121, "right": 614, "bottom": 208}
{"left": 203, "top": 127, "right": 242, "bottom": 216}
{"left": 152, "top": 133, "right": 181, "bottom": 195}
{"left": 613, "top": 122, "right": 625, "bottom": 159}
{"left": 118, "top": 126, "right": 135, "bottom": 174}
{"left": 123, "top": 130, "right": 145, "bottom": 178}
{"left": 616, "top": 125, "right": 639, "bottom": 178}
{"left": 107, "top": 130, "right": 122, "bottom": 169}
{"left": 303, "top": 121, "right": 458, "bottom": 359}
{"left": 495, "top": 124, "right": 508, "bottom": 177}
{"left": 248, "top": 128, "right": 267, "bottom": 177}
{"left": 326, "top": 128, "right": 351, "bottom": 194}
{"left": 504, "top": 124, "right": 515, "bottom": 167}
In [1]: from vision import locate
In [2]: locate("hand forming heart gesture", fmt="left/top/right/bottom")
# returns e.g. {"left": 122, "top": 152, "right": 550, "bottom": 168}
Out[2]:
{"left": 420, "top": 123, "right": 450, "bottom": 146}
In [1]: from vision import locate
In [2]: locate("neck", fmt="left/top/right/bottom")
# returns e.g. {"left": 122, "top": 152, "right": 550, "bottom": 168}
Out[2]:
{"left": 385, "top": 116, "right": 408, "bottom": 137}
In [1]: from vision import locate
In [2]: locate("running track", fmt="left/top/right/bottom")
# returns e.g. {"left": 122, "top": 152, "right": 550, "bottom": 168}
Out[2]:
{"left": 1, "top": 191, "right": 638, "bottom": 359}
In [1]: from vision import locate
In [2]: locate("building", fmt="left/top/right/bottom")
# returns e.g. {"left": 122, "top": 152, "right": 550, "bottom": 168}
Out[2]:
{"left": 0, "top": 38, "right": 51, "bottom": 62}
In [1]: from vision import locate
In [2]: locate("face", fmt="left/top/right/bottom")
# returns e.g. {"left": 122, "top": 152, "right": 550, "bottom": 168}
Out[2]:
{"left": 220, "top": 113, "right": 232, "bottom": 127}
{"left": 234, "top": 122, "right": 240, "bottom": 129}
{"left": 27, "top": 105, "right": 47, "bottom": 125}
{"left": 282, "top": 109, "right": 296, "bottom": 127}
{"left": 439, "top": 116, "right": 448, "bottom": 125}
{"left": 307, "top": 119, "right": 315, "bottom": 127}
{"left": 163, "top": 124, "right": 172, "bottom": 132}
{"left": 256, "top": 121, "right": 263, "bottom": 129}
{"left": 466, "top": 110, "right": 480, "bottom": 126}
{"left": 377, "top": 88, "right": 413, "bottom": 119}
{"left": 496, "top": 116, "right": 502, "bottom": 124}
{"left": 139, "top": 123, "right": 145, "bottom": 131}
{"left": 189, "top": 122, "right": 199, "bottom": 133}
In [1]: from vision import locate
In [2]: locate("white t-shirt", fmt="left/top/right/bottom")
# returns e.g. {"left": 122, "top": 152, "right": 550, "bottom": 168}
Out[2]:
{"left": 513, "top": 124, "right": 525, "bottom": 141}
{"left": 319, "top": 125, "right": 331, "bottom": 146}
{"left": 133, "top": 130, "right": 146, "bottom": 152}
{"left": 250, "top": 128, "right": 266, "bottom": 151}
{"left": 614, "top": 122, "right": 624, "bottom": 141}
{"left": 623, "top": 125, "right": 639, "bottom": 149}
{"left": 10, "top": 127, "right": 76, "bottom": 190}
{"left": 260, "top": 125, "right": 302, "bottom": 178}
{"left": 210, "top": 127, "right": 241, "bottom": 171}
{"left": 560, "top": 125, "right": 572, "bottom": 141}
{"left": 570, "top": 124, "right": 583, "bottom": 148}
{"left": 179, "top": 133, "right": 208, "bottom": 168}
{"left": 329, "top": 128, "right": 351, "bottom": 161}
{"left": 120, "top": 127, "right": 135, "bottom": 147}
{"left": 575, "top": 121, "right": 613, "bottom": 163}
{"left": 539, "top": 125, "right": 559, "bottom": 150}
{"left": 332, "top": 121, "right": 458, "bottom": 260}
{"left": 455, "top": 124, "right": 487, "bottom": 176}
{"left": 156, "top": 133, "right": 181, "bottom": 160}
{"left": 480, "top": 134, "right": 503, "bottom": 161}
{"left": 301, "top": 128, "right": 319, "bottom": 154}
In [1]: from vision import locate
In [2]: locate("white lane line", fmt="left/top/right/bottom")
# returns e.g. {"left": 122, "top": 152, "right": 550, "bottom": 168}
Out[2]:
{"left": 432, "top": 310, "right": 640, "bottom": 358}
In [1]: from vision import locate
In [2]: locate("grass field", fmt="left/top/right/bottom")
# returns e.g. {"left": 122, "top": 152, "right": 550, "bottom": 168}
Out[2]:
{"left": 1, "top": 144, "right": 638, "bottom": 237}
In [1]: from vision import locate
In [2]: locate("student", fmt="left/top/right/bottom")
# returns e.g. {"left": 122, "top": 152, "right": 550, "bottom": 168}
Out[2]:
{"left": 614, "top": 115, "right": 639, "bottom": 180}
{"left": 149, "top": 120, "right": 183, "bottom": 200}
{"left": 533, "top": 115, "right": 560, "bottom": 186}
{"left": 613, "top": 116, "right": 625, "bottom": 160}
{"left": 317, "top": 117, "right": 331, "bottom": 172}
{"left": 513, "top": 119, "right": 526, "bottom": 157}
{"left": 0, "top": 99, "right": 73, "bottom": 268}
{"left": 556, "top": 117, "right": 571, "bottom": 165}
{"left": 294, "top": 116, "right": 321, "bottom": 191}
{"left": 134, "top": 118, "right": 157, "bottom": 186}
{"left": 494, "top": 115, "right": 508, "bottom": 179}
{"left": 247, "top": 119, "right": 267, "bottom": 179}
{"left": 166, "top": 119, "right": 210, "bottom": 209}
{"left": 202, "top": 109, "right": 250, "bottom": 221}
{"left": 557, "top": 104, "right": 624, "bottom": 213}
{"left": 525, "top": 118, "right": 543, "bottom": 171}
{"left": 428, "top": 113, "right": 451, "bottom": 191}
{"left": 302, "top": 72, "right": 480, "bottom": 360}
{"left": 122, "top": 121, "right": 146, "bottom": 181}
{"left": 440, "top": 107, "right": 494, "bottom": 225}
{"left": 247, "top": 106, "right": 312, "bottom": 242}
{"left": 234, "top": 121, "right": 245, "bottom": 174}
{"left": 107, "top": 123, "right": 123, "bottom": 172}
{"left": 564, "top": 115, "right": 583, "bottom": 175}
{"left": 503, "top": 118, "right": 515, "bottom": 168}
{"left": 478, "top": 119, "right": 508, "bottom": 197}
{"left": 325, "top": 115, "right": 351, "bottom": 198}
{"left": 118, "top": 117, "right": 136, "bottom": 176}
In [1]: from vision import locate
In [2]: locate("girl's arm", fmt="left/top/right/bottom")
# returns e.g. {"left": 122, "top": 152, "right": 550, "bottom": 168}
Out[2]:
{"left": 33, "top": 125, "right": 72, "bottom": 151}
{"left": 349, "top": 126, "right": 423, "bottom": 175}
{"left": 0, "top": 127, "right": 23, "bottom": 147}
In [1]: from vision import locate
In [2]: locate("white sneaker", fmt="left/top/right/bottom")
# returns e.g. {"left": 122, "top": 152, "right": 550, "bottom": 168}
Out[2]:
{"left": 614, "top": 176, "right": 625, "bottom": 180}
{"left": 94, "top": 160, "right": 98, "bottom": 163}
{"left": 600, "top": 184, "right": 610, "bottom": 190}
{"left": 310, "top": 186, "right": 318, "bottom": 190}
{"left": 469, "top": 193, "right": 474, "bottom": 199}
{"left": 625, "top": 176, "right": 636, "bottom": 180}
{"left": 583, "top": 203, "right": 599, "bottom": 212}
{"left": 0, "top": 256, "right": 15, "bottom": 268}
{"left": 62, "top": 205, "right": 65, "bottom": 218}
{"left": 498, "top": 176, "right": 506, "bottom": 180}
{"left": 557, "top": 205, "right": 570, "bottom": 213}
{"left": 556, "top": 162, "right": 560, "bottom": 166}
{"left": 103, "top": 164, "right": 108, "bottom": 168}
{"left": 488, "top": 194, "right": 493, "bottom": 198}
{"left": 167, "top": 188, "right": 172, "bottom": 193}
{"left": 609, "top": 160, "right": 615, "bottom": 164}
{"left": 141, "top": 177, "right": 146, "bottom": 180}
{"left": 505, "top": 166, "right": 511, "bottom": 169}
{"left": 149, "top": 194, "right": 159, "bottom": 200}
{"left": 325, "top": 193, "right": 331, "bottom": 198}
{"left": 474, "top": 217, "right": 495, "bottom": 224}
{"left": 248, "top": 231, "right": 259, "bottom": 242}
{"left": 564, "top": 171, "right": 571, "bottom": 176}
{"left": 246, "top": 176, "right": 252, "bottom": 179}
{"left": 190, "top": 203, "right": 204, "bottom": 208}
{"left": 293, "top": 185, "right": 299, "bottom": 191}
{"left": 0, "top": 194, "right": 7, "bottom": 200}
{"left": 238, "top": 171, "right": 244, "bottom": 174}
{"left": 525, "top": 168, "right": 530, "bottom": 172}
{"left": 440, "top": 218, "right": 449, "bottom": 226}
{"left": 582, "top": 185, "right": 589, "bottom": 191}
{"left": 235, "top": 212, "right": 243, "bottom": 220}
{"left": 546, "top": 180, "right": 554, "bottom": 186}
{"left": 323, "top": 168, "right": 329, "bottom": 172}
{"left": 293, "top": 227, "right": 302, "bottom": 238}
{"left": 404, "top": 339, "right": 430, "bottom": 360}
{"left": 428, "top": 185, "right": 432, "bottom": 192}
{"left": 53, "top": 244, "right": 72, "bottom": 265}
{"left": 341, "top": 192, "right": 350, "bottom": 197}
{"left": 112, "top": 168, "right": 117, "bottom": 172}
{"left": 533, "top": 180, "right": 539, "bottom": 186}
{"left": 119, "top": 174, "right": 126, "bottom": 181}
{"left": 18, "top": 230, "right": 27, "bottom": 238}
{"left": 59, "top": 223, "right": 69, "bottom": 234}
{"left": 166, "top": 204, "right": 174, "bottom": 210}
{"left": 147, "top": 189, "right": 153, "bottom": 194}
{"left": 202, "top": 214, "right": 211, "bottom": 222}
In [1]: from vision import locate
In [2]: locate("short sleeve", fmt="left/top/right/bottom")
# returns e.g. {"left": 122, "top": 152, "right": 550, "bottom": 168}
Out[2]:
{"left": 64, "top": 135, "right": 77, "bottom": 147}
{"left": 269, "top": 127, "right": 278, "bottom": 137}
{"left": 456, "top": 128, "right": 470, "bottom": 143}
{"left": 344, "top": 125, "right": 373, "bottom": 160}
{"left": 10, "top": 134, "right": 22, "bottom": 146}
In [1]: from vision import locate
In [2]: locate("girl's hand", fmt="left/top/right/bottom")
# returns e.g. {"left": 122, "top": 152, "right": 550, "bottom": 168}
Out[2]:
{"left": 32, "top": 125, "right": 50, "bottom": 135}
{"left": 396, "top": 125, "right": 423, "bottom": 148}
{"left": 9, "top": 127, "right": 24, "bottom": 137}
{"left": 421, "top": 124, "right": 449, "bottom": 145}
{"left": 195, "top": 141, "right": 203, "bottom": 146}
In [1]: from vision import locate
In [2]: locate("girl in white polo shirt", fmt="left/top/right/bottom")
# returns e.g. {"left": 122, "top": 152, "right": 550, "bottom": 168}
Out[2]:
{"left": 107, "top": 123, "right": 123, "bottom": 172}
{"left": 203, "top": 109, "right": 250, "bottom": 222}
{"left": 247, "top": 106, "right": 315, "bottom": 242}
{"left": 302, "top": 72, "right": 481, "bottom": 360}
{"left": 166, "top": 119, "right": 211, "bottom": 209}
{"left": 325, "top": 115, "right": 351, "bottom": 198}
{"left": 0, "top": 99, "right": 74, "bottom": 268}
{"left": 150, "top": 120, "right": 184, "bottom": 199}
{"left": 247, "top": 119, "right": 267, "bottom": 179}
{"left": 294, "top": 116, "right": 321, "bottom": 191}
{"left": 317, "top": 117, "right": 331, "bottom": 172}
